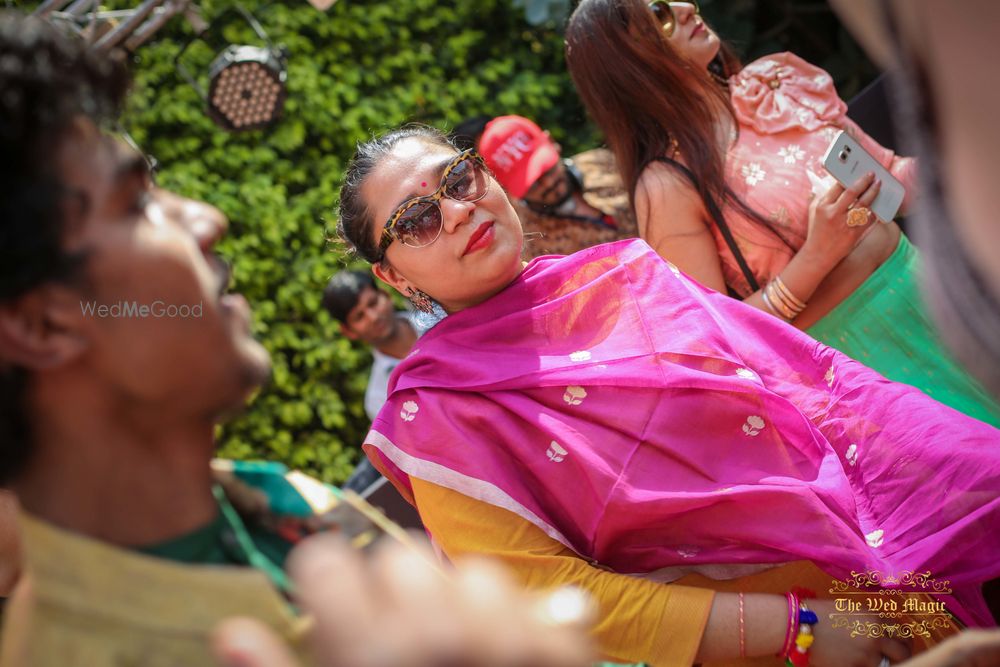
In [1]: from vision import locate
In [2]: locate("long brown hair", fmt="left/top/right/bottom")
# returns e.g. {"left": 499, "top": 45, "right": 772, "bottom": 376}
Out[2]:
{"left": 565, "top": 0, "right": 777, "bottom": 246}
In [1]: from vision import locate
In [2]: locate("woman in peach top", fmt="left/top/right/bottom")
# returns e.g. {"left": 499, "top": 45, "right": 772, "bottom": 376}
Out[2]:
{"left": 565, "top": 0, "right": 1000, "bottom": 426}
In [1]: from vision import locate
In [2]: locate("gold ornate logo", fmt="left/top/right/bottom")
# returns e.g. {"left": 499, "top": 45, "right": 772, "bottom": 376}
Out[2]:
{"left": 828, "top": 570, "right": 954, "bottom": 639}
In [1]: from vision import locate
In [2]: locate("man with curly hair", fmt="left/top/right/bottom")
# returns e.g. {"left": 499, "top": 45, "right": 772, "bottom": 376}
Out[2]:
{"left": 0, "top": 15, "right": 607, "bottom": 667}
{"left": 0, "top": 13, "right": 313, "bottom": 665}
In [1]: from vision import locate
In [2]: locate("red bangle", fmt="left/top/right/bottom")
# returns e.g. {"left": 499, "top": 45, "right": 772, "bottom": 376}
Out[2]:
{"left": 738, "top": 592, "right": 746, "bottom": 658}
{"left": 780, "top": 592, "right": 799, "bottom": 658}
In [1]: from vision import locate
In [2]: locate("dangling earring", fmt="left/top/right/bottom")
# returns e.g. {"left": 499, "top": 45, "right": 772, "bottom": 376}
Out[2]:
{"left": 710, "top": 70, "right": 730, "bottom": 88}
{"left": 708, "top": 54, "right": 730, "bottom": 89}
{"left": 405, "top": 287, "right": 435, "bottom": 314}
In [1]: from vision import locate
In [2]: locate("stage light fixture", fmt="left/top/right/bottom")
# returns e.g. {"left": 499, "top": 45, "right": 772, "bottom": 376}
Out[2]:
{"left": 207, "top": 44, "right": 287, "bottom": 132}
{"left": 175, "top": 5, "right": 288, "bottom": 133}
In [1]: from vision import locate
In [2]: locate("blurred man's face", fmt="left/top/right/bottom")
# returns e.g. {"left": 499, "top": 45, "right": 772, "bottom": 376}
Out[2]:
{"left": 523, "top": 160, "right": 572, "bottom": 208}
{"left": 55, "top": 118, "right": 270, "bottom": 419}
{"left": 341, "top": 286, "right": 397, "bottom": 345}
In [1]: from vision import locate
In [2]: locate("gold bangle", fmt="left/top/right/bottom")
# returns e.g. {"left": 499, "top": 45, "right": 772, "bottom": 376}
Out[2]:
{"left": 767, "top": 278, "right": 804, "bottom": 319}
{"left": 772, "top": 275, "right": 807, "bottom": 311}
{"left": 766, "top": 282, "right": 797, "bottom": 320}
{"left": 761, "top": 286, "right": 791, "bottom": 321}
{"left": 771, "top": 287, "right": 804, "bottom": 319}
{"left": 760, "top": 287, "right": 778, "bottom": 316}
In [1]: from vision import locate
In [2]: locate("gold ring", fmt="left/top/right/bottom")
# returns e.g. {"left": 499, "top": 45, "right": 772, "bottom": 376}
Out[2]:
{"left": 847, "top": 206, "right": 871, "bottom": 227}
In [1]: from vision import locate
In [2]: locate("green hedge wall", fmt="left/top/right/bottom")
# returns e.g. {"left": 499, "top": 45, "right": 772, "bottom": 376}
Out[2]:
{"left": 118, "top": 0, "right": 595, "bottom": 484}
{"left": 111, "top": 0, "right": 874, "bottom": 484}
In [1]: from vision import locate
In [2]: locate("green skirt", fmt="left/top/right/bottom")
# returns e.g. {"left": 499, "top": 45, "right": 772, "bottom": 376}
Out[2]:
{"left": 806, "top": 234, "right": 1000, "bottom": 427}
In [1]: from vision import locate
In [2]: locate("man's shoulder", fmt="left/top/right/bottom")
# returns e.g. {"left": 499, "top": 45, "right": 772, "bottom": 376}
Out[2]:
{"left": 571, "top": 149, "right": 636, "bottom": 236}
{"left": 11, "top": 512, "right": 303, "bottom": 666}
{"left": 570, "top": 147, "right": 617, "bottom": 172}
{"left": 571, "top": 148, "right": 628, "bottom": 198}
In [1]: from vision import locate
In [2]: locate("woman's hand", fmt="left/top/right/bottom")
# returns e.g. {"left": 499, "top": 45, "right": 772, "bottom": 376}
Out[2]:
{"left": 809, "top": 598, "right": 912, "bottom": 667}
{"left": 802, "top": 172, "right": 882, "bottom": 271}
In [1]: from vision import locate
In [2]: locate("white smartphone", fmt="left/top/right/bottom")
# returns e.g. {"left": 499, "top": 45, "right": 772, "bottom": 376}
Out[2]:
{"left": 822, "top": 130, "right": 905, "bottom": 222}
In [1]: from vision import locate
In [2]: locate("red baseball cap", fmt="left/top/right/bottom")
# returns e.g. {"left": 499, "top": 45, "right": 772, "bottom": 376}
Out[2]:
{"left": 478, "top": 115, "right": 560, "bottom": 199}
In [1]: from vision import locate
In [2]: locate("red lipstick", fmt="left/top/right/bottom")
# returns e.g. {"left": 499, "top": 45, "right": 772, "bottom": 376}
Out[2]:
{"left": 463, "top": 221, "right": 495, "bottom": 256}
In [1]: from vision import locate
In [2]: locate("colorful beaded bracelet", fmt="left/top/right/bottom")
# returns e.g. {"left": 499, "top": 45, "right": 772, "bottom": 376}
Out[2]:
{"left": 785, "top": 601, "right": 819, "bottom": 667}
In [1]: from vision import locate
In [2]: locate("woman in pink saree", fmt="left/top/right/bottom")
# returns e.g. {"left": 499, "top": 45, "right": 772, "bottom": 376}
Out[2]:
{"left": 336, "top": 127, "right": 1000, "bottom": 667}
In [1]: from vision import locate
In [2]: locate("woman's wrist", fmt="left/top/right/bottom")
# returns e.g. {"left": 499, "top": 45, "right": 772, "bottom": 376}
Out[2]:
{"left": 761, "top": 276, "right": 808, "bottom": 321}
{"left": 697, "top": 592, "right": 789, "bottom": 663}
{"left": 746, "top": 593, "right": 794, "bottom": 657}
{"left": 796, "top": 240, "right": 842, "bottom": 274}
{"left": 781, "top": 593, "right": 820, "bottom": 667}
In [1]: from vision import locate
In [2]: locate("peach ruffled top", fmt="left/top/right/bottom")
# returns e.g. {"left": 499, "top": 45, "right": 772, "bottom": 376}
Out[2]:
{"left": 717, "top": 52, "right": 916, "bottom": 296}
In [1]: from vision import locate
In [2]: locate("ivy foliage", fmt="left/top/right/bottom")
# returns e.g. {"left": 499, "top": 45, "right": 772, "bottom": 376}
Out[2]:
{"left": 117, "top": 0, "right": 594, "bottom": 484}
{"left": 107, "top": 0, "right": 873, "bottom": 484}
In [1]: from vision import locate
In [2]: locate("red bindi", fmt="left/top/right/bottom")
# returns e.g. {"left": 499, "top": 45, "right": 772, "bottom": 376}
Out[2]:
{"left": 421, "top": 181, "right": 427, "bottom": 187}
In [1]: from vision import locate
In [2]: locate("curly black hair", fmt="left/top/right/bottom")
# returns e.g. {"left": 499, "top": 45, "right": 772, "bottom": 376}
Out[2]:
{"left": 0, "top": 11, "right": 130, "bottom": 484}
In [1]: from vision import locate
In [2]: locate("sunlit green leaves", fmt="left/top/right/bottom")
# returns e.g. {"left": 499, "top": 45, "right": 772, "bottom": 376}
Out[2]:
{"left": 112, "top": 0, "right": 871, "bottom": 483}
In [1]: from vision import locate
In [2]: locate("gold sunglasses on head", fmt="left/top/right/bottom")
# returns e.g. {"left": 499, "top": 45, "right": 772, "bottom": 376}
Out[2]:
{"left": 648, "top": 0, "right": 700, "bottom": 37}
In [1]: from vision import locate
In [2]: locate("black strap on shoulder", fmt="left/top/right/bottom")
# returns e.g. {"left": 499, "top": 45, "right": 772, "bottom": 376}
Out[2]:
{"left": 651, "top": 157, "right": 760, "bottom": 293}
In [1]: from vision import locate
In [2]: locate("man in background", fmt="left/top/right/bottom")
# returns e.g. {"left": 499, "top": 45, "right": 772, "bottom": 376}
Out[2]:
{"left": 0, "top": 13, "right": 591, "bottom": 666}
{"left": 0, "top": 14, "right": 325, "bottom": 663}
{"left": 322, "top": 271, "right": 424, "bottom": 493}
{"left": 476, "top": 115, "right": 638, "bottom": 259}
{"left": 322, "top": 271, "right": 423, "bottom": 425}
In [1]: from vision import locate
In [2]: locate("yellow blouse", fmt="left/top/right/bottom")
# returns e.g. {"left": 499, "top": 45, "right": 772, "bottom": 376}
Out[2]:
{"left": 412, "top": 478, "right": 851, "bottom": 667}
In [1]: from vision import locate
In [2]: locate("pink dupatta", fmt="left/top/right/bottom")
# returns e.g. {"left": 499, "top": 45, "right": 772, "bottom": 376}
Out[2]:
{"left": 364, "top": 240, "right": 1000, "bottom": 625}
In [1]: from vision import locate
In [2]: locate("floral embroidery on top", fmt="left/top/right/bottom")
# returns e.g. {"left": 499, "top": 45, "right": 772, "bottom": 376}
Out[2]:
{"left": 865, "top": 529, "right": 885, "bottom": 548}
{"left": 400, "top": 401, "right": 419, "bottom": 422}
{"left": 778, "top": 144, "right": 805, "bottom": 165}
{"left": 741, "top": 162, "right": 767, "bottom": 187}
{"left": 742, "top": 415, "right": 766, "bottom": 436}
{"left": 846, "top": 444, "right": 858, "bottom": 467}
{"left": 769, "top": 206, "right": 792, "bottom": 228}
{"left": 563, "top": 386, "right": 587, "bottom": 406}
{"left": 546, "top": 441, "right": 568, "bottom": 463}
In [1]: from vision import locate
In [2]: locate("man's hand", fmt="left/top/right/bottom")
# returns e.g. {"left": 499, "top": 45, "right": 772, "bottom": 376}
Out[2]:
{"left": 212, "top": 533, "right": 594, "bottom": 667}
